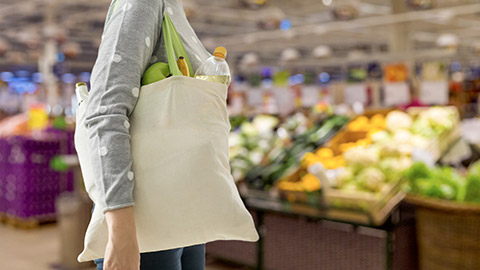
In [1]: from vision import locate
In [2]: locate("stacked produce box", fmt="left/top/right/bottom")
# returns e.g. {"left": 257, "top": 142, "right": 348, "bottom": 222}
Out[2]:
{"left": 0, "top": 114, "right": 75, "bottom": 224}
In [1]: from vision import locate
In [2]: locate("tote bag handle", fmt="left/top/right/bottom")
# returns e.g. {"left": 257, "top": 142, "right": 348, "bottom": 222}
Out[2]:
{"left": 163, "top": 13, "right": 194, "bottom": 77}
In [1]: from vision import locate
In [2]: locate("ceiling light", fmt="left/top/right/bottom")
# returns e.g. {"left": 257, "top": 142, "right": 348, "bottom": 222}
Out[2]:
{"left": 313, "top": 45, "right": 332, "bottom": 58}
{"left": 280, "top": 19, "right": 292, "bottom": 31}
{"left": 436, "top": 33, "right": 458, "bottom": 49}
{"left": 281, "top": 48, "right": 300, "bottom": 62}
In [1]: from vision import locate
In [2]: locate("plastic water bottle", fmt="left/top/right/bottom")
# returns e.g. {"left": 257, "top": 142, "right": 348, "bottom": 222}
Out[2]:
{"left": 194, "top": 46, "right": 231, "bottom": 86}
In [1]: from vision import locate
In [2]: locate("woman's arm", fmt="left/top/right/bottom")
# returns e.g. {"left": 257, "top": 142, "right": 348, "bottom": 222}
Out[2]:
{"left": 85, "top": 1, "right": 164, "bottom": 268}
{"left": 85, "top": 0, "right": 163, "bottom": 214}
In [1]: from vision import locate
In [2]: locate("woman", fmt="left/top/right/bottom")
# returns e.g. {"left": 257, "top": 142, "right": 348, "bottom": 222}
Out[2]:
{"left": 85, "top": 0, "right": 212, "bottom": 269}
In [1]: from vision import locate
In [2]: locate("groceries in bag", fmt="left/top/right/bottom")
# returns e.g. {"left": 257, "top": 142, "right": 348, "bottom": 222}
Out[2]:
{"left": 177, "top": 56, "right": 190, "bottom": 77}
{"left": 194, "top": 46, "right": 231, "bottom": 86}
{"left": 141, "top": 62, "right": 172, "bottom": 86}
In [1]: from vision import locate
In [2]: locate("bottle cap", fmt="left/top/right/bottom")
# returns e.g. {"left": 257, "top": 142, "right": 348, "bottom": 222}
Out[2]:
{"left": 76, "top": 82, "right": 87, "bottom": 87}
{"left": 213, "top": 46, "right": 227, "bottom": 59}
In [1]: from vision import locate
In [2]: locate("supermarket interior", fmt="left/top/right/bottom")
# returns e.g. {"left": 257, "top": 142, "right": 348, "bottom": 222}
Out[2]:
{"left": 1, "top": 0, "right": 480, "bottom": 269}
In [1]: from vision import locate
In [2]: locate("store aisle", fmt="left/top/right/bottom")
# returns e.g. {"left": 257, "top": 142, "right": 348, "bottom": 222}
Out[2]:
{"left": 0, "top": 224, "right": 61, "bottom": 270}
{"left": 0, "top": 224, "right": 248, "bottom": 270}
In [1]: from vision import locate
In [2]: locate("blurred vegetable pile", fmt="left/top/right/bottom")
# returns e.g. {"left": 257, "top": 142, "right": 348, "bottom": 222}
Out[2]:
{"left": 404, "top": 161, "right": 480, "bottom": 203}
{"left": 229, "top": 115, "right": 280, "bottom": 181}
{"left": 297, "top": 107, "right": 458, "bottom": 196}
{"left": 245, "top": 115, "right": 349, "bottom": 190}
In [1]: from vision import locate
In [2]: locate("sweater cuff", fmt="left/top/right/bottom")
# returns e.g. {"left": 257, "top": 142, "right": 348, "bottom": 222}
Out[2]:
{"left": 102, "top": 201, "right": 135, "bottom": 214}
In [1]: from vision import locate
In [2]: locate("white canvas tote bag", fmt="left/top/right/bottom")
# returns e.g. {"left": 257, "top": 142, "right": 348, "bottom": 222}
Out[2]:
{"left": 75, "top": 14, "right": 259, "bottom": 262}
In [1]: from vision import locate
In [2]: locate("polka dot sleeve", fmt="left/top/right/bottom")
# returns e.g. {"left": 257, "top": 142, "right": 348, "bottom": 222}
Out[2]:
{"left": 84, "top": 0, "right": 163, "bottom": 214}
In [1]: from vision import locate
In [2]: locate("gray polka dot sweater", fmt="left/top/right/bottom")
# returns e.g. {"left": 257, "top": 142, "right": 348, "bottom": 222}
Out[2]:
{"left": 85, "top": 0, "right": 212, "bottom": 214}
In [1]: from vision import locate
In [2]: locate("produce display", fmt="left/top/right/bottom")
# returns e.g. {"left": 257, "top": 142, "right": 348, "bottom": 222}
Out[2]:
{"left": 274, "top": 107, "right": 460, "bottom": 212}
{"left": 229, "top": 115, "right": 249, "bottom": 131}
{"left": 300, "top": 113, "right": 387, "bottom": 172}
{"left": 404, "top": 161, "right": 480, "bottom": 203}
{"left": 231, "top": 105, "right": 466, "bottom": 222}
{"left": 229, "top": 114, "right": 280, "bottom": 181}
{"left": 329, "top": 107, "right": 459, "bottom": 194}
{"left": 229, "top": 112, "right": 316, "bottom": 182}
{"left": 244, "top": 115, "right": 349, "bottom": 191}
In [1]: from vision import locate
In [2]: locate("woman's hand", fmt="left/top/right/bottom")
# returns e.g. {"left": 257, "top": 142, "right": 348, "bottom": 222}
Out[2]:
{"left": 104, "top": 206, "right": 140, "bottom": 270}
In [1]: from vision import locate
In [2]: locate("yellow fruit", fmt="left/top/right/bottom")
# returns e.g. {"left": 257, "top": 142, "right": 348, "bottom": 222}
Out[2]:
{"left": 316, "top": 148, "right": 334, "bottom": 159}
{"left": 301, "top": 152, "right": 315, "bottom": 167}
{"left": 357, "top": 116, "right": 369, "bottom": 124}
{"left": 301, "top": 152, "right": 316, "bottom": 161}
{"left": 347, "top": 122, "right": 358, "bottom": 131}
{"left": 323, "top": 159, "right": 336, "bottom": 169}
{"left": 370, "top": 114, "right": 386, "bottom": 128}
{"left": 371, "top": 114, "right": 385, "bottom": 121}
{"left": 300, "top": 174, "right": 321, "bottom": 191}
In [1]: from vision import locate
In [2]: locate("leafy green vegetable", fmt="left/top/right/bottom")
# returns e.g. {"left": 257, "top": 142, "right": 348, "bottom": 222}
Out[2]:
{"left": 405, "top": 162, "right": 476, "bottom": 203}
{"left": 404, "top": 162, "right": 432, "bottom": 193}
{"left": 465, "top": 175, "right": 480, "bottom": 203}
{"left": 465, "top": 161, "right": 480, "bottom": 203}
{"left": 433, "top": 167, "right": 466, "bottom": 202}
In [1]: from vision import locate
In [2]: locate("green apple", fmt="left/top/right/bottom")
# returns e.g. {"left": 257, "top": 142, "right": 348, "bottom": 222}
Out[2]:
{"left": 141, "top": 62, "right": 171, "bottom": 86}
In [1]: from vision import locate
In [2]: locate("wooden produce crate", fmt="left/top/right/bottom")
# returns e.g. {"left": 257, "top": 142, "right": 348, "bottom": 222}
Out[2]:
{"left": 362, "top": 108, "right": 394, "bottom": 117}
{"left": 324, "top": 129, "right": 368, "bottom": 155}
{"left": 323, "top": 178, "right": 404, "bottom": 213}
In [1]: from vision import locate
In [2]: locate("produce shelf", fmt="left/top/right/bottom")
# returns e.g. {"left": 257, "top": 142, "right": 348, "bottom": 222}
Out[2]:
{"left": 241, "top": 187, "right": 405, "bottom": 227}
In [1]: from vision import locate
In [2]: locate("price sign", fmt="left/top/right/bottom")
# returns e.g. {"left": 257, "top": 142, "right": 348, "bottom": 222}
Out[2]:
{"left": 420, "top": 80, "right": 449, "bottom": 105}
{"left": 302, "top": 85, "right": 320, "bottom": 107}
{"left": 246, "top": 88, "right": 263, "bottom": 107}
{"left": 274, "top": 87, "right": 295, "bottom": 115}
{"left": 344, "top": 83, "right": 367, "bottom": 105}
{"left": 384, "top": 82, "right": 411, "bottom": 106}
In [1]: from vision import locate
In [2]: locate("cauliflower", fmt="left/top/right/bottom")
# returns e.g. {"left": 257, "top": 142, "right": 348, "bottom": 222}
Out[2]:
{"left": 393, "top": 130, "right": 413, "bottom": 144}
{"left": 240, "top": 122, "right": 258, "bottom": 137}
{"left": 380, "top": 142, "right": 402, "bottom": 157}
{"left": 252, "top": 115, "right": 279, "bottom": 135}
{"left": 335, "top": 167, "right": 354, "bottom": 188}
{"left": 344, "top": 146, "right": 379, "bottom": 167}
{"left": 410, "top": 135, "right": 429, "bottom": 149}
{"left": 229, "top": 132, "right": 243, "bottom": 148}
{"left": 248, "top": 150, "right": 265, "bottom": 165}
{"left": 386, "top": 111, "right": 413, "bottom": 132}
{"left": 397, "top": 143, "right": 413, "bottom": 156}
{"left": 378, "top": 130, "right": 415, "bottom": 157}
{"left": 411, "top": 117, "right": 436, "bottom": 138}
{"left": 418, "top": 107, "right": 456, "bottom": 134}
{"left": 412, "top": 107, "right": 457, "bottom": 137}
{"left": 357, "top": 167, "right": 386, "bottom": 192}
{"left": 370, "top": 130, "right": 390, "bottom": 143}
{"left": 379, "top": 157, "right": 413, "bottom": 181}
